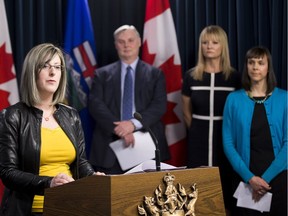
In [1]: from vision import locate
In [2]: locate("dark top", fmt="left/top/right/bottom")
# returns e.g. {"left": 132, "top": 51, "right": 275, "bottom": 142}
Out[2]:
{"left": 250, "top": 97, "right": 275, "bottom": 175}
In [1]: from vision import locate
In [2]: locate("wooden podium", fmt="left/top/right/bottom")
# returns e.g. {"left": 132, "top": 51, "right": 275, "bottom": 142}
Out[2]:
{"left": 43, "top": 167, "right": 225, "bottom": 216}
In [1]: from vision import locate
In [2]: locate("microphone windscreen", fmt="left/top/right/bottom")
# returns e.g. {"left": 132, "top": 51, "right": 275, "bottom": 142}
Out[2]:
{"left": 133, "top": 112, "right": 142, "bottom": 121}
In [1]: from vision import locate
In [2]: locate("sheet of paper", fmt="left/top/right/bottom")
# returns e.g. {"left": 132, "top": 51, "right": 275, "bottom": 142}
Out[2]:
{"left": 233, "top": 181, "right": 272, "bottom": 213}
{"left": 124, "top": 159, "right": 178, "bottom": 174}
{"left": 109, "top": 131, "right": 155, "bottom": 171}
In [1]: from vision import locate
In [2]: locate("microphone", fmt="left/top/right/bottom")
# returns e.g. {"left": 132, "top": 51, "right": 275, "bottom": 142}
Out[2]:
{"left": 133, "top": 112, "right": 161, "bottom": 171}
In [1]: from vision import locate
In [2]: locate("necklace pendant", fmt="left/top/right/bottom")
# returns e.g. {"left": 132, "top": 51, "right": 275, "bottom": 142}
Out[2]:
{"left": 43, "top": 106, "right": 55, "bottom": 121}
{"left": 253, "top": 95, "right": 268, "bottom": 104}
{"left": 256, "top": 100, "right": 264, "bottom": 104}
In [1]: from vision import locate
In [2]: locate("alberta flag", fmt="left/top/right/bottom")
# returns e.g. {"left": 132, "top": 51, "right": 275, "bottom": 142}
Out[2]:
{"left": 0, "top": 0, "right": 19, "bottom": 202}
{"left": 64, "top": 0, "right": 97, "bottom": 156}
{"left": 142, "top": 0, "right": 187, "bottom": 166}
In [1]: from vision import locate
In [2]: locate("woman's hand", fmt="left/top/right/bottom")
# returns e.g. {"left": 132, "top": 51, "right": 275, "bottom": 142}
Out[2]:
{"left": 249, "top": 176, "right": 271, "bottom": 201}
{"left": 93, "top": 171, "right": 105, "bottom": 176}
{"left": 50, "top": 173, "right": 75, "bottom": 188}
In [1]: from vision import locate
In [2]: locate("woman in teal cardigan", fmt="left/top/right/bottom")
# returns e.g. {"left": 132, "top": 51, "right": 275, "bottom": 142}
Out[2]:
{"left": 222, "top": 46, "right": 287, "bottom": 216}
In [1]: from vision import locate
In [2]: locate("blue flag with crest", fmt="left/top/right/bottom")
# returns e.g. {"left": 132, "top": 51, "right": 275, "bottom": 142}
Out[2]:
{"left": 64, "top": 0, "right": 97, "bottom": 157}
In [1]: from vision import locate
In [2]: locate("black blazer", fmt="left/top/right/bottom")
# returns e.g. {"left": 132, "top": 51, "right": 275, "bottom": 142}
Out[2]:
{"left": 88, "top": 60, "right": 170, "bottom": 169}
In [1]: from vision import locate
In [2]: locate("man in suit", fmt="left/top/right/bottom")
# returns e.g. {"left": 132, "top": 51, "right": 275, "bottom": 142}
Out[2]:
{"left": 88, "top": 25, "right": 170, "bottom": 174}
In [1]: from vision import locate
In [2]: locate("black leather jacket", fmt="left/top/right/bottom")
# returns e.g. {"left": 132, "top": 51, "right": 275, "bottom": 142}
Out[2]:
{"left": 0, "top": 102, "right": 95, "bottom": 216}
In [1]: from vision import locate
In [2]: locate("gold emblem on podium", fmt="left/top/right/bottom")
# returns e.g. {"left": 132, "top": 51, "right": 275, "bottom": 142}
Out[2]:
{"left": 138, "top": 173, "right": 198, "bottom": 216}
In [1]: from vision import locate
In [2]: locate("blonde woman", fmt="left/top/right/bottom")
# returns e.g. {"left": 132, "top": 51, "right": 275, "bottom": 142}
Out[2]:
{"left": 181, "top": 25, "right": 241, "bottom": 215}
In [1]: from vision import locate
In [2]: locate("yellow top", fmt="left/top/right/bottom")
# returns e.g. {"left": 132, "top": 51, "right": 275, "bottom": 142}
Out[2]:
{"left": 32, "top": 127, "right": 76, "bottom": 213}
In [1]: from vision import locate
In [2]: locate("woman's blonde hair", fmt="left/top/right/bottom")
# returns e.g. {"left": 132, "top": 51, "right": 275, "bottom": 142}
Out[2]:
{"left": 20, "top": 43, "right": 67, "bottom": 106}
{"left": 191, "top": 25, "right": 234, "bottom": 80}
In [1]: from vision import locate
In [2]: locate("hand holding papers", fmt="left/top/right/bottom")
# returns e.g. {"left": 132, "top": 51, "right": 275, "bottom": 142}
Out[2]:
{"left": 233, "top": 181, "right": 272, "bottom": 213}
{"left": 109, "top": 131, "right": 156, "bottom": 171}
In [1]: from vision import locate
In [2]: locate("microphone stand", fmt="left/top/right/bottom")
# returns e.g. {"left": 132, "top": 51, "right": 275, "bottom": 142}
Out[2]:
{"left": 133, "top": 112, "right": 161, "bottom": 171}
{"left": 146, "top": 127, "right": 161, "bottom": 171}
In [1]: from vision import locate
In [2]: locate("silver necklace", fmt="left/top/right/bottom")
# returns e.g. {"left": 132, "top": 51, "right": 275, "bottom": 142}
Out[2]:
{"left": 250, "top": 96, "right": 269, "bottom": 104}
{"left": 247, "top": 91, "right": 270, "bottom": 104}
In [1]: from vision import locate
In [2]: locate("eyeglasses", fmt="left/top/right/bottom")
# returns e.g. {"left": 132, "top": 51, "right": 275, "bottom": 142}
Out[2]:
{"left": 42, "top": 63, "right": 63, "bottom": 71}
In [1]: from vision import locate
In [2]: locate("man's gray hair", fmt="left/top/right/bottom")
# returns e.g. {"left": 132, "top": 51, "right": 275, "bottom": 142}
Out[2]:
{"left": 113, "top": 25, "right": 140, "bottom": 39}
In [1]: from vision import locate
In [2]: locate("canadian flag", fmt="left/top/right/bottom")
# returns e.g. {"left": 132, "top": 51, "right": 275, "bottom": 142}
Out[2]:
{"left": 142, "top": 0, "right": 187, "bottom": 166}
{"left": 0, "top": 0, "right": 19, "bottom": 202}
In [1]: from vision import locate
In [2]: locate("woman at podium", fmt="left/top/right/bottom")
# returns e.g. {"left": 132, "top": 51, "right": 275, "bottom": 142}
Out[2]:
{"left": 0, "top": 43, "right": 104, "bottom": 216}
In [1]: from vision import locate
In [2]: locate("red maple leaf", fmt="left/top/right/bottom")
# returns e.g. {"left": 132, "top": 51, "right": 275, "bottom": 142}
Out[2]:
{"left": 159, "top": 55, "right": 182, "bottom": 93}
{"left": 0, "top": 89, "right": 11, "bottom": 110}
{"left": 142, "top": 42, "right": 182, "bottom": 93}
{"left": 142, "top": 40, "right": 156, "bottom": 65}
{"left": 0, "top": 43, "right": 15, "bottom": 84}
{"left": 162, "top": 101, "right": 180, "bottom": 125}
{"left": 142, "top": 42, "right": 182, "bottom": 125}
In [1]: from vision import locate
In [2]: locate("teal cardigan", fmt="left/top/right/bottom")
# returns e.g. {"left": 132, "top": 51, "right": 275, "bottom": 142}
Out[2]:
{"left": 222, "top": 88, "right": 287, "bottom": 183}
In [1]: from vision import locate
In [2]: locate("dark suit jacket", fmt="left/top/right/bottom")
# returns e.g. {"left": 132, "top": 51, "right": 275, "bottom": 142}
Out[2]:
{"left": 88, "top": 60, "right": 170, "bottom": 169}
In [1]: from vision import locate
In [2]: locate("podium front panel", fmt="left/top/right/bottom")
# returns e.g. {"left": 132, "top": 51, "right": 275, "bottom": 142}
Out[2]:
{"left": 44, "top": 167, "right": 225, "bottom": 216}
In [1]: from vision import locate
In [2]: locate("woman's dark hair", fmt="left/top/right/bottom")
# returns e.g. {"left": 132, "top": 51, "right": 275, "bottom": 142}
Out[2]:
{"left": 242, "top": 46, "right": 277, "bottom": 94}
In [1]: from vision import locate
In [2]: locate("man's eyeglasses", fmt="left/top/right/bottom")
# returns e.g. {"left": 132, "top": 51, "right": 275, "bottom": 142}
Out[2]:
{"left": 42, "top": 63, "right": 63, "bottom": 71}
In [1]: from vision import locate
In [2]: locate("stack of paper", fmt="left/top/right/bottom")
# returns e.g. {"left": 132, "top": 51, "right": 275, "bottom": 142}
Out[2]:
{"left": 109, "top": 131, "right": 156, "bottom": 171}
{"left": 233, "top": 181, "right": 272, "bottom": 213}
